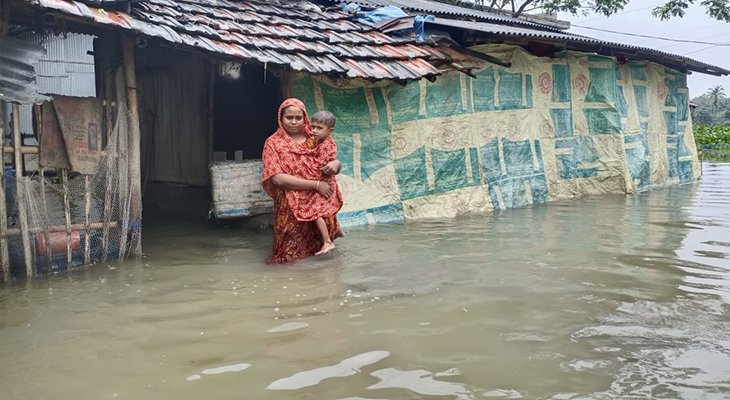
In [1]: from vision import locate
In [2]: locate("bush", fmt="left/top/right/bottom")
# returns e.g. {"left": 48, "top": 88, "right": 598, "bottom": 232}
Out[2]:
{"left": 700, "top": 145, "right": 730, "bottom": 162}
{"left": 693, "top": 125, "right": 730, "bottom": 148}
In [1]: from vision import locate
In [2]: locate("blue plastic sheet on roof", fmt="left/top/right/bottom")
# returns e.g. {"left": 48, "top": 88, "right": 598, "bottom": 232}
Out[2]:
{"left": 341, "top": 3, "right": 409, "bottom": 24}
{"left": 340, "top": 2, "right": 361, "bottom": 13}
{"left": 414, "top": 15, "right": 435, "bottom": 42}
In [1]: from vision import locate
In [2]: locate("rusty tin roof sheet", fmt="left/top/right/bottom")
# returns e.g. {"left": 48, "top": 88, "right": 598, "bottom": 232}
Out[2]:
{"left": 20, "top": 0, "right": 473, "bottom": 80}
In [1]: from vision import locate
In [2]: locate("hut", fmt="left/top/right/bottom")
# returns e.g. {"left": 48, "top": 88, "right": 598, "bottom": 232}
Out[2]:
{"left": 0, "top": 0, "right": 727, "bottom": 279}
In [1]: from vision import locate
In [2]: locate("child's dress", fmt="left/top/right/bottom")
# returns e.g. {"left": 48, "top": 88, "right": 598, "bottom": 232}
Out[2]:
{"left": 285, "top": 136, "right": 344, "bottom": 222}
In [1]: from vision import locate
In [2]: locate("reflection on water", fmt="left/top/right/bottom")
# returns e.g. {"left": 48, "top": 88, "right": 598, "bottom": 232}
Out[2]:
{"left": 268, "top": 351, "right": 391, "bottom": 391}
{"left": 1, "top": 162, "right": 729, "bottom": 400}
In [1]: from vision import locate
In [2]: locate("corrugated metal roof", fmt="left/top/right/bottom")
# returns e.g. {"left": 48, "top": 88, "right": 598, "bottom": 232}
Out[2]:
{"left": 17, "top": 0, "right": 474, "bottom": 81}
{"left": 0, "top": 36, "right": 51, "bottom": 104}
{"left": 428, "top": 18, "right": 730, "bottom": 76}
{"left": 14, "top": 33, "right": 96, "bottom": 136}
{"left": 336, "top": 0, "right": 565, "bottom": 31}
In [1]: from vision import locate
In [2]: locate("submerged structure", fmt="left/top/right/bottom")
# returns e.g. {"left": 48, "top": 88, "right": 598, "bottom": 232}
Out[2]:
{"left": 0, "top": 0, "right": 727, "bottom": 278}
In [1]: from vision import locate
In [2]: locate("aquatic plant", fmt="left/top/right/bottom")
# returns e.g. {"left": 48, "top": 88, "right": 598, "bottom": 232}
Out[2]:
{"left": 694, "top": 125, "right": 730, "bottom": 161}
{"left": 694, "top": 125, "right": 730, "bottom": 148}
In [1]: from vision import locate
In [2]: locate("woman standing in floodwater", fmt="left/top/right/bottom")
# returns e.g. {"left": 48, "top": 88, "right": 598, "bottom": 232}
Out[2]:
{"left": 261, "top": 98, "right": 343, "bottom": 263}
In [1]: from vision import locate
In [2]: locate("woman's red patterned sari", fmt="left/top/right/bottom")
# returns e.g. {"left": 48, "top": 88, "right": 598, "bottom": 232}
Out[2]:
{"left": 261, "top": 99, "right": 341, "bottom": 263}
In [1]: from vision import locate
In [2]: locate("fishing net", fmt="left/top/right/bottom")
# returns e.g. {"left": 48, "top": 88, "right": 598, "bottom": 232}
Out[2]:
{"left": 1, "top": 99, "right": 138, "bottom": 277}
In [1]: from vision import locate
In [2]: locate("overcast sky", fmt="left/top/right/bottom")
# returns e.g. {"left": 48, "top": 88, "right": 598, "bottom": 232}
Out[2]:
{"left": 559, "top": 1, "right": 729, "bottom": 98}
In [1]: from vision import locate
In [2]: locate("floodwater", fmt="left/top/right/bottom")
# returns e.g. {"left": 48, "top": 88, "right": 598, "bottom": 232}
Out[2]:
{"left": 1, "top": 163, "right": 729, "bottom": 400}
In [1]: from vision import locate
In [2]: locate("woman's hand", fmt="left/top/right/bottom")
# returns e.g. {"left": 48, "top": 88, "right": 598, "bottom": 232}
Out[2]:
{"left": 320, "top": 160, "right": 342, "bottom": 176}
{"left": 316, "top": 181, "right": 334, "bottom": 199}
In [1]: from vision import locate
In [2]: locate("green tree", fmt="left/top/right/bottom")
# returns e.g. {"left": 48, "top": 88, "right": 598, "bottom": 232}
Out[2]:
{"left": 439, "top": 0, "right": 730, "bottom": 21}
{"left": 706, "top": 85, "right": 726, "bottom": 113}
{"left": 691, "top": 89, "right": 730, "bottom": 126}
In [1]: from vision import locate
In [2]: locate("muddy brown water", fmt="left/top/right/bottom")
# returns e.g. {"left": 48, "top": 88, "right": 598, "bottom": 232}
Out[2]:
{"left": 1, "top": 162, "right": 729, "bottom": 400}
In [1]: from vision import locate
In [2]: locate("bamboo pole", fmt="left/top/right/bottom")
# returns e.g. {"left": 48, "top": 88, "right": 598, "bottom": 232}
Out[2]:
{"left": 35, "top": 104, "right": 52, "bottom": 273}
{"left": 1, "top": 221, "right": 118, "bottom": 238}
{"left": 83, "top": 176, "right": 90, "bottom": 265}
{"left": 0, "top": 3, "right": 9, "bottom": 281}
{"left": 62, "top": 169, "right": 72, "bottom": 270}
{"left": 12, "top": 103, "right": 33, "bottom": 278}
{"left": 123, "top": 36, "right": 142, "bottom": 259}
{"left": 101, "top": 78, "right": 113, "bottom": 263}
{"left": 0, "top": 103, "right": 9, "bottom": 282}
{"left": 2, "top": 146, "right": 38, "bottom": 154}
{"left": 116, "top": 67, "right": 129, "bottom": 262}
{"left": 39, "top": 167, "right": 52, "bottom": 272}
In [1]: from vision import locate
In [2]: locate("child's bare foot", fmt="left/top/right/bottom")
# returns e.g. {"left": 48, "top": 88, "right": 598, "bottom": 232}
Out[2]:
{"left": 334, "top": 228, "right": 346, "bottom": 239}
{"left": 316, "top": 241, "right": 335, "bottom": 255}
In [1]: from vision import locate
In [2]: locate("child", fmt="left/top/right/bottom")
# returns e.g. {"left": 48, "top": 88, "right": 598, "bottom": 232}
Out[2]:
{"left": 309, "top": 111, "right": 345, "bottom": 255}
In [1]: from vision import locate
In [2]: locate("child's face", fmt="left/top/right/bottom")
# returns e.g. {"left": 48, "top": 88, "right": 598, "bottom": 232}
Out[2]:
{"left": 311, "top": 121, "right": 334, "bottom": 141}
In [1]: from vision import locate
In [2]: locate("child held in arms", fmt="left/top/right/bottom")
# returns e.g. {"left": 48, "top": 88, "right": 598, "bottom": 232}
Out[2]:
{"left": 288, "top": 110, "right": 345, "bottom": 255}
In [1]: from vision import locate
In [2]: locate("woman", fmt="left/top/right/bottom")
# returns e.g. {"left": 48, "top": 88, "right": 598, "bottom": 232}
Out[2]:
{"left": 261, "top": 98, "right": 343, "bottom": 263}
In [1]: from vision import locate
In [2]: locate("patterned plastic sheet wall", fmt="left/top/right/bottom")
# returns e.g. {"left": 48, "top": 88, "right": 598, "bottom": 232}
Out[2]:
{"left": 292, "top": 44, "right": 699, "bottom": 227}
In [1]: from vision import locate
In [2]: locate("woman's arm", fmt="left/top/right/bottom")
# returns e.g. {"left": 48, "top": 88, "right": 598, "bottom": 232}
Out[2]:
{"left": 270, "top": 173, "right": 334, "bottom": 198}
{"left": 320, "top": 160, "right": 342, "bottom": 176}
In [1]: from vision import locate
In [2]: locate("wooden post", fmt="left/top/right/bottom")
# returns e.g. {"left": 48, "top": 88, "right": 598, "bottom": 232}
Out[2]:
{"left": 1, "top": 0, "right": 12, "bottom": 281}
{"left": 122, "top": 36, "right": 142, "bottom": 259}
{"left": 101, "top": 80, "right": 114, "bottom": 263}
{"left": 62, "top": 169, "right": 72, "bottom": 270}
{"left": 207, "top": 61, "right": 215, "bottom": 165}
{"left": 35, "top": 104, "right": 52, "bottom": 273}
{"left": 0, "top": 0, "right": 9, "bottom": 36}
{"left": 116, "top": 77, "right": 129, "bottom": 262}
{"left": 83, "top": 175, "right": 90, "bottom": 265}
{"left": 281, "top": 70, "right": 294, "bottom": 100}
{"left": 39, "top": 167, "right": 52, "bottom": 272}
{"left": 12, "top": 103, "right": 33, "bottom": 278}
{"left": 0, "top": 103, "right": 9, "bottom": 282}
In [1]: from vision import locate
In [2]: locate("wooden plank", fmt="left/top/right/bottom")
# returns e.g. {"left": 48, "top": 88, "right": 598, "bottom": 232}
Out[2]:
{"left": 123, "top": 37, "right": 142, "bottom": 259}
{"left": 0, "top": 101, "right": 9, "bottom": 282}
{"left": 83, "top": 175, "right": 90, "bottom": 265}
{"left": 12, "top": 103, "right": 34, "bottom": 278}
{"left": 62, "top": 169, "right": 72, "bottom": 270}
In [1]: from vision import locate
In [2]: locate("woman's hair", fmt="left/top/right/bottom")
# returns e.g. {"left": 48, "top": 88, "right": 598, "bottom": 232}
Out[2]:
{"left": 311, "top": 111, "right": 336, "bottom": 128}
{"left": 279, "top": 105, "right": 295, "bottom": 121}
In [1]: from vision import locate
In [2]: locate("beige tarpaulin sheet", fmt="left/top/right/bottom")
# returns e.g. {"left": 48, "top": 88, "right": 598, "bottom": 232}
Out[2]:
{"left": 291, "top": 45, "right": 699, "bottom": 227}
{"left": 40, "top": 95, "right": 104, "bottom": 175}
{"left": 216, "top": 45, "right": 700, "bottom": 227}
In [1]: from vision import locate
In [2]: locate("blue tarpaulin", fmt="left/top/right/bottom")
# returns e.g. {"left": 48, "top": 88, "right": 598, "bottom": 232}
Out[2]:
{"left": 341, "top": 3, "right": 409, "bottom": 25}
{"left": 414, "top": 15, "right": 435, "bottom": 42}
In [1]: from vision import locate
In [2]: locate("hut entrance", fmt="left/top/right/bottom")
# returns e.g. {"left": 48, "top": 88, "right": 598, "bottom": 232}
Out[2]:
{"left": 213, "top": 63, "right": 283, "bottom": 161}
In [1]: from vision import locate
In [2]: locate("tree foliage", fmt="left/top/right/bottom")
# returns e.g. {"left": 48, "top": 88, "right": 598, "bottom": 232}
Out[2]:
{"left": 439, "top": 0, "right": 730, "bottom": 21}
{"left": 691, "top": 86, "right": 730, "bottom": 126}
{"left": 706, "top": 85, "right": 727, "bottom": 113}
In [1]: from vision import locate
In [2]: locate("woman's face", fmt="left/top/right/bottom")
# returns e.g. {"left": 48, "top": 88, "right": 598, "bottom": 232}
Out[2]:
{"left": 281, "top": 106, "right": 305, "bottom": 136}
